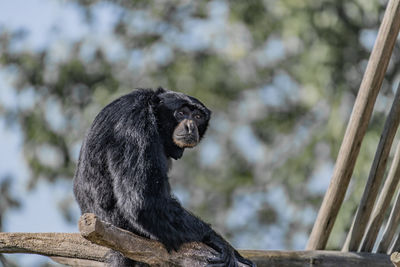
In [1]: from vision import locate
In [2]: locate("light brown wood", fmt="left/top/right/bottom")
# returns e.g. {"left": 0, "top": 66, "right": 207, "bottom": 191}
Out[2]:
{"left": 378, "top": 182, "right": 400, "bottom": 253}
{"left": 307, "top": 0, "right": 400, "bottom": 251}
{"left": 0, "top": 232, "right": 109, "bottom": 261}
{"left": 355, "top": 85, "right": 400, "bottom": 252}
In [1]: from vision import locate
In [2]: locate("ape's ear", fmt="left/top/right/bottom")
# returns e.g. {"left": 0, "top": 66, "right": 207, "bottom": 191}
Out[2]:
{"left": 155, "top": 87, "right": 166, "bottom": 94}
{"left": 150, "top": 87, "right": 166, "bottom": 106}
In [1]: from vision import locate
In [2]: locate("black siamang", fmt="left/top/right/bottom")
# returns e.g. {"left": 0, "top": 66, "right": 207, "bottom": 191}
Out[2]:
{"left": 73, "top": 88, "right": 255, "bottom": 267}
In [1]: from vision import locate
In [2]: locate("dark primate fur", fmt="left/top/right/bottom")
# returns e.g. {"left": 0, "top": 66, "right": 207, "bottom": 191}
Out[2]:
{"left": 73, "top": 88, "right": 255, "bottom": 267}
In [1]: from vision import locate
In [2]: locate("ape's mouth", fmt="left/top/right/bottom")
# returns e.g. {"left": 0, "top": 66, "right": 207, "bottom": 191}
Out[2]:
{"left": 173, "top": 134, "right": 199, "bottom": 148}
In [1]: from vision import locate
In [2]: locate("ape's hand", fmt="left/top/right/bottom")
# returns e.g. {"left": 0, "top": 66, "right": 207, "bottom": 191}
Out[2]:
{"left": 204, "top": 232, "right": 256, "bottom": 267}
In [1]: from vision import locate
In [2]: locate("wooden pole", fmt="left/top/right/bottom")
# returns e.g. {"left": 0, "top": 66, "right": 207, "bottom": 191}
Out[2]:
{"left": 352, "top": 84, "right": 400, "bottom": 252}
{"left": 392, "top": 237, "right": 400, "bottom": 256}
{"left": 306, "top": 0, "right": 400, "bottom": 251}
{"left": 361, "top": 129, "right": 400, "bottom": 251}
{"left": 377, "top": 183, "right": 400, "bottom": 253}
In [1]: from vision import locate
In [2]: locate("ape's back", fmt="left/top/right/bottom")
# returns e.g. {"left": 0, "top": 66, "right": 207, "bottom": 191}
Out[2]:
{"left": 73, "top": 89, "right": 160, "bottom": 231}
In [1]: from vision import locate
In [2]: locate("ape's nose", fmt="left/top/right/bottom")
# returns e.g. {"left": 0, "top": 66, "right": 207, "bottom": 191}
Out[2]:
{"left": 184, "top": 120, "right": 195, "bottom": 134}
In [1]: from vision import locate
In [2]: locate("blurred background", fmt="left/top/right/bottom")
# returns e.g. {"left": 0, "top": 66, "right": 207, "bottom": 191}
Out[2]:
{"left": 0, "top": 0, "right": 399, "bottom": 266}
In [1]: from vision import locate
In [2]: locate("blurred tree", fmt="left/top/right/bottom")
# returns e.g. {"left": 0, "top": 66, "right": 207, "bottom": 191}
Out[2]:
{"left": 0, "top": 1, "right": 398, "bottom": 263}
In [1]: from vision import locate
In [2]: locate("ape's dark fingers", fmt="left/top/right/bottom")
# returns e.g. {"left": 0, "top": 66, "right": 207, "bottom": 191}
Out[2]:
{"left": 234, "top": 250, "right": 256, "bottom": 267}
{"left": 207, "top": 252, "right": 239, "bottom": 267}
{"left": 207, "top": 256, "right": 225, "bottom": 267}
{"left": 237, "top": 257, "right": 256, "bottom": 267}
{"left": 207, "top": 251, "right": 228, "bottom": 266}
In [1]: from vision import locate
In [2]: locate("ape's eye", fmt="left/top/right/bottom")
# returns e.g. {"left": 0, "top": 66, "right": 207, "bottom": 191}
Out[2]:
{"left": 176, "top": 111, "right": 186, "bottom": 119}
{"left": 194, "top": 114, "right": 202, "bottom": 120}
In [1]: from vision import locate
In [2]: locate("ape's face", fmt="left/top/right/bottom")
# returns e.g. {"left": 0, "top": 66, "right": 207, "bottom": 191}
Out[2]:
{"left": 154, "top": 89, "right": 211, "bottom": 159}
{"left": 172, "top": 105, "right": 207, "bottom": 148}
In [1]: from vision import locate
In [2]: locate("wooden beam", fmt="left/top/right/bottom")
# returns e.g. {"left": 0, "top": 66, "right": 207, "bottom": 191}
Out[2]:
{"left": 307, "top": 0, "right": 400, "bottom": 251}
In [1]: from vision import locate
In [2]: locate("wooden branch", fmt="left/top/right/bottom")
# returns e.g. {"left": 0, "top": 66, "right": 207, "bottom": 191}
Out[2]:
{"left": 307, "top": 0, "right": 400, "bottom": 251}
{"left": 357, "top": 84, "right": 400, "bottom": 252}
{"left": 0, "top": 232, "right": 109, "bottom": 261}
